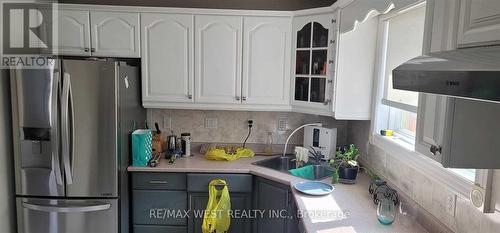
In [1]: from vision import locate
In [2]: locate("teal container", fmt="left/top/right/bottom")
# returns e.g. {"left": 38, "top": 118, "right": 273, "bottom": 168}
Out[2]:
{"left": 132, "top": 129, "right": 153, "bottom": 167}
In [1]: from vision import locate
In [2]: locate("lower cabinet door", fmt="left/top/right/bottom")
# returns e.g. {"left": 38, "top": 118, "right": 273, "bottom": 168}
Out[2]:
{"left": 253, "top": 177, "right": 298, "bottom": 233}
{"left": 188, "top": 193, "right": 252, "bottom": 233}
{"left": 132, "top": 190, "right": 188, "bottom": 226}
{"left": 133, "top": 225, "right": 187, "bottom": 233}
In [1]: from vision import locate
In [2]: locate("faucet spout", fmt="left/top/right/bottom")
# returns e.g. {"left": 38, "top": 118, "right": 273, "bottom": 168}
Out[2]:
{"left": 282, "top": 123, "right": 323, "bottom": 157}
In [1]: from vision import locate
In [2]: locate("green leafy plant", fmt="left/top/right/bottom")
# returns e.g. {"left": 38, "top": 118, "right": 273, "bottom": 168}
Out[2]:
{"left": 329, "top": 144, "right": 360, "bottom": 183}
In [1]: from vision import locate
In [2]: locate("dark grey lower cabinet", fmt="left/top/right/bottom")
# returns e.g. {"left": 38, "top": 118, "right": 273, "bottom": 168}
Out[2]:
{"left": 187, "top": 174, "right": 253, "bottom": 233}
{"left": 133, "top": 225, "right": 187, "bottom": 233}
{"left": 188, "top": 193, "right": 252, "bottom": 233}
{"left": 252, "top": 177, "right": 299, "bottom": 233}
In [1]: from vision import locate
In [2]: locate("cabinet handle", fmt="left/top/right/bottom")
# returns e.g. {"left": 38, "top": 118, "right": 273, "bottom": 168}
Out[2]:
{"left": 430, "top": 145, "right": 442, "bottom": 155}
{"left": 332, "top": 19, "right": 337, "bottom": 24}
{"left": 327, "top": 79, "right": 333, "bottom": 84}
{"left": 148, "top": 180, "right": 168, "bottom": 184}
{"left": 323, "top": 99, "right": 331, "bottom": 105}
{"left": 187, "top": 94, "right": 192, "bottom": 99}
{"left": 330, "top": 40, "right": 335, "bottom": 44}
{"left": 328, "top": 60, "right": 334, "bottom": 64}
{"left": 84, "top": 48, "right": 89, "bottom": 52}
{"left": 242, "top": 96, "right": 247, "bottom": 101}
{"left": 91, "top": 48, "right": 96, "bottom": 52}
{"left": 235, "top": 96, "right": 241, "bottom": 101}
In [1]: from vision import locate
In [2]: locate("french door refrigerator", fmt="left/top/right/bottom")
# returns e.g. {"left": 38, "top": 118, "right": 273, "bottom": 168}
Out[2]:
{"left": 10, "top": 58, "right": 146, "bottom": 233}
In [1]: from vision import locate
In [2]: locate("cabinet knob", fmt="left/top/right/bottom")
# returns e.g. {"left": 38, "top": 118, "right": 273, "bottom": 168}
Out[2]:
{"left": 430, "top": 145, "right": 442, "bottom": 155}
{"left": 91, "top": 48, "right": 96, "bottom": 52}
{"left": 235, "top": 96, "right": 241, "bottom": 101}
{"left": 328, "top": 60, "right": 334, "bottom": 64}
{"left": 187, "top": 94, "right": 192, "bottom": 99}
{"left": 330, "top": 39, "right": 335, "bottom": 44}
{"left": 327, "top": 79, "right": 333, "bottom": 84}
{"left": 84, "top": 48, "right": 89, "bottom": 52}
{"left": 331, "top": 19, "right": 337, "bottom": 24}
{"left": 242, "top": 96, "right": 247, "bottom": 101}
{"left": 323, "top": 99, "right": 331, "bottom": 105}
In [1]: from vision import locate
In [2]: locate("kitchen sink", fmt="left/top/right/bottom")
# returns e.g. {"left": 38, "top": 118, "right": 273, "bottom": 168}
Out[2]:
{"left": 252, "top": 156, "right": 334, "bottom": 181}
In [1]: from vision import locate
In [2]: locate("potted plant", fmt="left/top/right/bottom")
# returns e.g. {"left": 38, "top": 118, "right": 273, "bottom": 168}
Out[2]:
{"left": 330, "top": 144, "right": 360, "bottom": 184}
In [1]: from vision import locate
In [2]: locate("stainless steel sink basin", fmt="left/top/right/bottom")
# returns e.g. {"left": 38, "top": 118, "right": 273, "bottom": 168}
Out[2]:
{"left": 253, "top": 156, "right": 334, "bottom": 181}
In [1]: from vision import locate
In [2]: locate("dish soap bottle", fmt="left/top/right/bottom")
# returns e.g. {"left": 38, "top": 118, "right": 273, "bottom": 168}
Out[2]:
{"left": 264, "top": 132, "right": 273, "bottom": 155}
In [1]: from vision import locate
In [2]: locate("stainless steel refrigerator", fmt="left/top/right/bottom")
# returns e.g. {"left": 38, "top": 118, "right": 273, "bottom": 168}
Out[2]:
{"left": 10, "top": 58, "right": 146, "bottom": 233}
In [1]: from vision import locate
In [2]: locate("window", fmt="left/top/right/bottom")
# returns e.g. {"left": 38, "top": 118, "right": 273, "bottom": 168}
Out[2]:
{"left": 377, "top": 3, "right": 426, "bottom": 143}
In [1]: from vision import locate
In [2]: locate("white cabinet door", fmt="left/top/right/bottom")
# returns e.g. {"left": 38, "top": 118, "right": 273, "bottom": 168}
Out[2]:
{"left": 141, "top": 13, "right": 194, "bottom": 105}
{"left": 56, "top": 10, "right": 91, "bottom": 56}
{"left": 242, "top": 17, "right": 291, "bottom": 105}
{"left": 195, "top": 15, "right": 242, "bottom": 104}
{"left": 90, "top": 11, "right": 140, "bottom": 57}
{"left": 291, "top": 14, "right": 334, "bottom": 115}
{"left": 457, "top": 0, "right": 500, "bottom": 47}
{"left": 415, "top": 94, "right": 448, "bottom": 163}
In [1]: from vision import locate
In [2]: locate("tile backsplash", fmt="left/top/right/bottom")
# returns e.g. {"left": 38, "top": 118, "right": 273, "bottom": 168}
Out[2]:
{"left": 149, "top": 109, "right": 348, "bottom": 145}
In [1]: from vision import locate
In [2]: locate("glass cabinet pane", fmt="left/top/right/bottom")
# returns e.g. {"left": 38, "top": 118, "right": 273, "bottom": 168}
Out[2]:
{"left": 312, "top": 22, "right": 328, "bottom": 48}
{"left": 295, "top": 51, "right": 310, "bottom": 75}
{"left": 297, "top": 23, "right": 311, "bottom": 48}
{"left": 310, "top": 78, "right": 325, "bottom": 103}
{"left": 311, "top": 50, "right": 327, "bottom": 75}
{"left": 295, "top": 77, "right": 309, "bottom": 101}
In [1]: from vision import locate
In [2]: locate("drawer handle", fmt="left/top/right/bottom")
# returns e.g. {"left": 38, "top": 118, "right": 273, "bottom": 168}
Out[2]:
{"left": 149, "top": 180, "right": 168, "bottom": 184}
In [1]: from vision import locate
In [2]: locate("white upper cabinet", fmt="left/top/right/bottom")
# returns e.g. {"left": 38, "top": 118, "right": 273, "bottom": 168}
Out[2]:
{"left": 333, "top": 12, "right": 378, "bottom": 120}
{"left": 416, "top": 94, "right": 448, "bottom": 163}
{"left": 90, "top": 11, "right": 140, "bottom": 57}
{"left": 55, "top": 6, "right": 140, "bottom": 57}
{"left": 56, "top": 9, "right": 91, "bottom": 56}
{"left": 195, "top": 15, "right": 243, "bottom": 104}
{"left": 457, "top": 0, "right": 500, "bottom": 47}
{"left": 242, "top": 17, "right": 291, "bottom": 106}
{"left": 141, "top": 13, "right": 194, "bottom": 106}
{"left": 291, "top": 14, "right": 333, "bottom": 115}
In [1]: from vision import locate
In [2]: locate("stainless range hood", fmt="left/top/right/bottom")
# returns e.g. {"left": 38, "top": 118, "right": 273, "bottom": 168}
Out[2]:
{"left": 392, "top": 46, "right": 500, "bottom": 103}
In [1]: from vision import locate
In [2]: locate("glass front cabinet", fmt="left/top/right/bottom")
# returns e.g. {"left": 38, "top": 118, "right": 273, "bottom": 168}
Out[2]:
{"left": 291, "top": 13, "right": 337, "bottom": 115}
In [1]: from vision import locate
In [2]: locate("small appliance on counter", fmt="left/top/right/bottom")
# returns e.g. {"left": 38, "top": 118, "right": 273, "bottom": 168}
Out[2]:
{"left": 303, "top": 126, "right": 337, "bottom": 160}
{"left": 181, "top": 133, "right": 192, "bottom": 157}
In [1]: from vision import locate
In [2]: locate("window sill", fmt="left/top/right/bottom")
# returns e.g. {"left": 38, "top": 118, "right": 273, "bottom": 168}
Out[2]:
{"left": 370, "top": 133, "right": 474, "bottom": 199}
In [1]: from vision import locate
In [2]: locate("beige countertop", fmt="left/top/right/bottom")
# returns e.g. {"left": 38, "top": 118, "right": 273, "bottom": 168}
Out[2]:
{"left": 128, "top": 154, "right": 427, "bottom": 233}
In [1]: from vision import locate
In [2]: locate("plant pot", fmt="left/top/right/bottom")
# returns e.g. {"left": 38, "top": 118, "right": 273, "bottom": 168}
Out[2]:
{"left": 338, "top": 166, "right": 358, "bottom": 184}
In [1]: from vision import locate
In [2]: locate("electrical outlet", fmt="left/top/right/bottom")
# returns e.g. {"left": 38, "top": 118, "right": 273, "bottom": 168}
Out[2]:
{"left": 445, "top": 192, "right": 456, "bottom": 217}
{"left": 277, "top": 119, "right": 287, "bottom": 131}
{"left": 163, "top": 116, "right": 171, "bottom": 129}
{"left": 205, "top": 117, "right": 218, "bottom": 129}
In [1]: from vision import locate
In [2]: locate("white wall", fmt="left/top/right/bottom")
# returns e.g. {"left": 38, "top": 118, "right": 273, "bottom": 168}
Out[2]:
{"left": 0, "top": 70, "right": 15, "bottom": 233}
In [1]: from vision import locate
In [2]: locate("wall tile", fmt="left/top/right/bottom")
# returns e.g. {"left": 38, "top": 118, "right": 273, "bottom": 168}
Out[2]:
{"left": 455, "top": 196, "right": 482, "bottom": 233}
{"left": 149, "top": 109, "right": 348, "bottom": 145}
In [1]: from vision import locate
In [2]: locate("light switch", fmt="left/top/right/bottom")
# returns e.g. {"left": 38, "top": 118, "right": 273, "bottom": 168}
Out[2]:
{"left": 277, "top": 119, "right": 287, "bottom": 131}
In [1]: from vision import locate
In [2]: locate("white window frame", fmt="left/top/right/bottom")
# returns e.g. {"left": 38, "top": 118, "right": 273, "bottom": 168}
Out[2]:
{"left": 369, "top": 1, "right": 492, "bottom": 210}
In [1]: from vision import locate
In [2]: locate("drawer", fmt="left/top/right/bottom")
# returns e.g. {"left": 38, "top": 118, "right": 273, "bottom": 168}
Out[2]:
{"left": 133, "top": 225, "right": 187, "bottom": 233}
{"left": 187, "top": 174, "right": 252, "bottom": 193}
{"left": 132, "top": 173, "right": 186, "bottom": 190}
{"left": 132, "top": 190, "right": 187, "bottom": 225}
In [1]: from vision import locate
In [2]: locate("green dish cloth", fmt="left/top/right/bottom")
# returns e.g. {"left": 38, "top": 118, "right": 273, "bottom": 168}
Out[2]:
{"left": 289, "top": 165, "right": 314, "bottom": 180}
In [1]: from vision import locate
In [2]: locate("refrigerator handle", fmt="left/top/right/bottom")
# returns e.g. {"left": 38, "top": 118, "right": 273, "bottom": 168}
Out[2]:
{"left": 61, "top": 73, "right": 74, "bottom": 184}
{"left": 23, "top": 202, "right": 111, "bottom": 213}
{"left": 51, "top": 71, "right": 63, "bottom": 185}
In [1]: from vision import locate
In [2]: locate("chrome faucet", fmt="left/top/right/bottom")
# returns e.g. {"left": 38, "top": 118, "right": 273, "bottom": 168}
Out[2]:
{"left": 282, "top": 123, "right": 323, "bottom": 157}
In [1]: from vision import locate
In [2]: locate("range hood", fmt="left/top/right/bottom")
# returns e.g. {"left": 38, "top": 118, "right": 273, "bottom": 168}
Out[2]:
{"left": 392, "top": 46, "right": 500, "bottom": 103}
